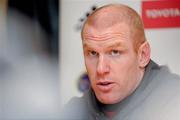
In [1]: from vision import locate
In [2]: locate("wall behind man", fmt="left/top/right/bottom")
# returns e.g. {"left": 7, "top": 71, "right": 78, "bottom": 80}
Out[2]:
{"left": 59, "top": 0, "right": 180, "bottom": 106}
{"left": 1, "top": 0, "right": 60, "bottom": 119}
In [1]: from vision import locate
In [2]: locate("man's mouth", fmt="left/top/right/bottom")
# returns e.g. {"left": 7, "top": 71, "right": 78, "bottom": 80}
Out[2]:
{"left": 98, "top": 82, "right": 112, "bottom": 86}
{"left": 96, "top": 81, "right": 114, "bottom": 92}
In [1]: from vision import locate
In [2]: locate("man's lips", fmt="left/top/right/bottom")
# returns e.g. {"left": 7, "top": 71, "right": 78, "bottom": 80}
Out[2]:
{"left": 97, "top": 81, "right": 113, "bottom": 85}
{"left": 96, "top": 81, "right": 115, "bottom": 92}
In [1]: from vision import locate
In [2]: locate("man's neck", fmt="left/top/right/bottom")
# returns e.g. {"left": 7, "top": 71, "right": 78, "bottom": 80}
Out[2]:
{"left": 97, "top": 100, "right": 122, "bottom": 118}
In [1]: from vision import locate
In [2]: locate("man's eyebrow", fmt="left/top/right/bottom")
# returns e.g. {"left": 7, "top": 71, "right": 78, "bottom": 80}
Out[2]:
{"left": 107, "top": 42, "right": 125, "bottom": 48}
{"left": 83, "top": 41, "right": 127, "bottom": 49}
{"left": 83, "top": 43, "right": 90, "bottom": 49}
{"left": 83, "top": 44, "right": 95, "bottom": 51}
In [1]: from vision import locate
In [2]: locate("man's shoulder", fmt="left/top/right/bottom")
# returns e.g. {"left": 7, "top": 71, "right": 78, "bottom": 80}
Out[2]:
{"left": 122, "top": 61, "right": 180, "bottom": 120}
{"left": 130, "top": 62, "right": 180, "bottom": 120}
{"left": 146, "top": 60, "right": 180, "bottom": 87}
{"left": 154, "top": 63, "right": 180, "bottom": 88}
{"left": 146, "top": 61, "right": 180, "bottom": 101}
{"left": 60, "top": 93, "right": 89, "bottom": 119}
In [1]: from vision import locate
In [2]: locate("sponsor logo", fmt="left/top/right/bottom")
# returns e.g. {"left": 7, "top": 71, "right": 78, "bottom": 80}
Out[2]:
{"left": 146, "top": 8, "right": 180, "bottom": 19}
{"left": 77, "top": 72, "right": 90, "bottom": 93}
{"left": 142, "top": 1, "right": 180, "bottom": 28}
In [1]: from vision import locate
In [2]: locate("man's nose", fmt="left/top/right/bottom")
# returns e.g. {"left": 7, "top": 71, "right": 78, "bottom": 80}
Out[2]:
{"left": 96, "top": 55, "right": 110, "bottom": 75}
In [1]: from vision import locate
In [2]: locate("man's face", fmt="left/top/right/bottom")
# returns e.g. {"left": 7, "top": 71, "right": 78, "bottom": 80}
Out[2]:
{"left": 83, "top": 23, "right": 143, "bottom": 104}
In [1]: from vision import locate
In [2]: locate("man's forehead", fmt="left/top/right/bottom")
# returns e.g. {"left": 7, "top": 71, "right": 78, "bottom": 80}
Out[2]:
{"left": 83, "top": 39, "right": 128, "bottom": 49}
{"left": 83, "top": 23, "right": 130, "bottom": 41}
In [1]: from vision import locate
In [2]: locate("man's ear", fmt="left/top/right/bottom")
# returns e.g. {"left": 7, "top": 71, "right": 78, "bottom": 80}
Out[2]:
{"left": 138, "top": 41, "right": 151, "bottom": 68}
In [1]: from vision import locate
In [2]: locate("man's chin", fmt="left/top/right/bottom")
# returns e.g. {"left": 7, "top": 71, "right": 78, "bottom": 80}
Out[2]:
{"left": 96, "top": 95, "right": 120, "bottom": 104}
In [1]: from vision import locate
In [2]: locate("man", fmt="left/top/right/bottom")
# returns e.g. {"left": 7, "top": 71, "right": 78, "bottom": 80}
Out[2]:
{"left": 61, "top": 4, "right": 180, "bottom": 120}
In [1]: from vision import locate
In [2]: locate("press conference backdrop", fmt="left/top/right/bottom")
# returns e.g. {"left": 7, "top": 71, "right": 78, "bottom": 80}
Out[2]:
{"left": 59, "top": 0, "right": 180, "bottom": 107}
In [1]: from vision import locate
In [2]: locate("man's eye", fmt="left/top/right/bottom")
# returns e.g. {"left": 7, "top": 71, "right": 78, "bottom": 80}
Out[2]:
{"left": 110, "top": 50, "right": 120, "bottom": 56}
{"left": 89, "top": 51, "right": 98, "bottom": 56}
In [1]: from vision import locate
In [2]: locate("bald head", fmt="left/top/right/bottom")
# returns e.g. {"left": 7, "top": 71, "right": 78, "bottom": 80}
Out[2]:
{"left": 81, "top": 4, "right": 146, "bottom": 53}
